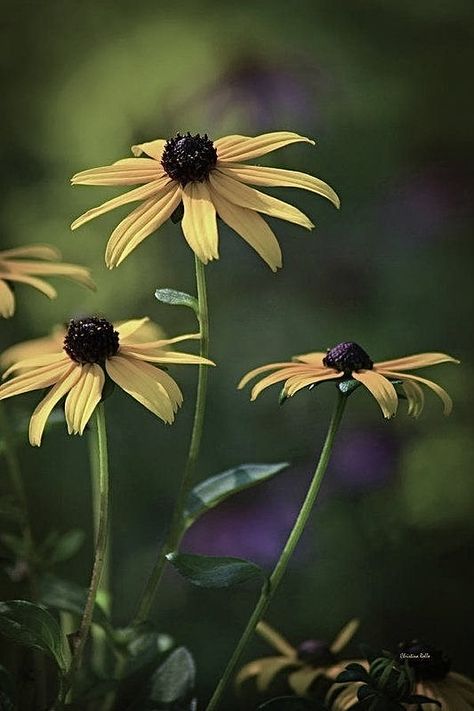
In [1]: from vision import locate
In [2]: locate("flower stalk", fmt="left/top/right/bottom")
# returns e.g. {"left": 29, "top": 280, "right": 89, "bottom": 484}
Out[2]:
{"left": 205, "top": 389, "right": 347, "bottom": 711}
{"left": 133, "top": 255, "right": 209, "bottom": 625}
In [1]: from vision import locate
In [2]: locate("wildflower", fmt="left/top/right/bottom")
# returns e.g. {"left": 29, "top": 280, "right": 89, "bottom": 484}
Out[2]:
{"left": 236, "top": 620, "right": 360, "bottom": 700}
{"left": 0, "top": 317, "right": 214, "bottom": 446}
{"left": 71, "top": 131, "right": 339, "bottom": 271}
{"left": 239, "top": 342, "right": 459, "bottom": 418}
{"left": 0, "top": 245, "right": 95, "bottom": 318}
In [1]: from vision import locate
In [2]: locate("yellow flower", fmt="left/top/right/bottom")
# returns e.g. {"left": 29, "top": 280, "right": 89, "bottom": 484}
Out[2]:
{"left": 236, "top": 619, "right": 361, "bottom": 699}
{"left": 71, "top": 131, "right": 339, "bottom": 271}
{"left": 0, "top": 244, "right": 95, "bottom": 318}
{"left": 239, "top": 341, "right": 459, "bottom": 418}
{"left": 0, "top": 317, "right": 214, "bottom": 446}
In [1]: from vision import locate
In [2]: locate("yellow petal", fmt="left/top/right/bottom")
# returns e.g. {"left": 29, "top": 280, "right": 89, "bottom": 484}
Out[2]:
{"left": 1, "top": 273, "right": 57, "bottom": 300}
{"left": 149, "top": 368, "right": 183, "bottom": 412}
{"left": 64, "top": 364, "right": 104, "bottom": 435}
{"left": 210, "top": 171, "right": 313, "bottom": 229}
{"left": 250, "top": 366, "right": 307, "bottom": 401}
{"left": 105, "top": 185, "right": 181, "bottom": 268}
{"left": 289, "top": 667, "right": 324, "bottom": 696}
{"left": 71, "top": 158, "right": 161, "bottom": 186}
{"left": 375, "top": 353, "right": 460, "bottom": 371}
{"left": 257, "top": 621, "right": 296, "bottom": 657}
{"left": 218, "top": 164, "right": 340, "bottom": 209}
{"left": 29, "top": 366, "right": 82, "bottom": 446}
{"left": 119, "top": 345, "right": 214, "bottom": 366}
{"left": 209, "top": 187, "right": 282, "bottom": 271}
{"left": 238, "top": 362, "right": 295, "bottom": 390}
{"left": 330, "top": 619, "right": 360, "bottom": 654}
{"left": 115, "top": 318, "right": 150, "bottom": 341}
{"left": 352, "top": 370, "right": 398, "bottom": 418}
{"left": 0, "top": 279, "right": 15, "bottom": 318}
{"left": 256, "top": 657, "right": 299, "bottom": 692}
{"left": 0, "top": 244, "right": 62, "bottom": 261}
{"left": 3, "top": 352, "right": 68, "bottom": 379}
{"left": 285, "top": 370, "right": 341, "bottom": 396}
{"left": 105, "top": 355, "right": 175, "bottom": 423}
{"left": 0, "top": 362, "right": 72, "bottom": 400}
{"left": 131, "top": 139, "right": 166, "bottom": 160}
{"left": 215, "top": 131, "right": 315, "bottom": 162}
{"left": 4, "top": 262, "right": 95, "bottom": 290}
{"left": 181, "top": 182, "right": 219, "bottom": 263}
{"left": 128, "top": 332, "right": 200, "bottom": 350}
{"left": 292, "top": 352, "right": 327, "bottom": 365}
{"left": 71, "top": 177, "right": 171, "bottom": 230}
{"left": 401, "top": 379, "right": 425, "bottom": 418}
{"left": 116, "top": 319, "right": 165, "bottom": 344}
{"left": 0, "top": 328, "right": 65, "bottom": 370}
{"left": 378, "top": 369, "right": 453, "bottom": 415}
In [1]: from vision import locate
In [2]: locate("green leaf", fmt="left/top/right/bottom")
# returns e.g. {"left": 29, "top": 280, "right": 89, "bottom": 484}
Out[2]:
{"left": 0, "top": 600, "right": 69, "bottom": 672}
{"left": 166, "top": 552, "right": 264, "bottom": 588}
{"left": 150, "top": 647, "right": 195, "bottom": 704}
{"left": 39, "top": 575, "right": 110, "bottom": 633}
{"left": 48, "top": 529, "right": 85, "bottom": 564}
{"left": 338, "top": 378, "right": 361, "bottom": 395}
{"left": 184, "top": 462, "right": 288, "bottom": 529}
{"left": 155, "top": 288, "right": 198, "bottom": 315}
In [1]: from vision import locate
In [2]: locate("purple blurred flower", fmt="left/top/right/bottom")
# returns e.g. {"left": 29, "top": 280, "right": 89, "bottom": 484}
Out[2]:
{"left": 330, "top": 428, "right": 399, "bottom": 493}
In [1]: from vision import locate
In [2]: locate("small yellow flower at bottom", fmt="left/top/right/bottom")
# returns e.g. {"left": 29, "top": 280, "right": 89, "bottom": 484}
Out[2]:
{"left": 0, "top": 244, "right": 95, "bottom": 318}
{"left": 238, "top": 341, "right": 459, "bottom": 418}
{"left": 0, "top": 317, "right": 214, "bottom": 446}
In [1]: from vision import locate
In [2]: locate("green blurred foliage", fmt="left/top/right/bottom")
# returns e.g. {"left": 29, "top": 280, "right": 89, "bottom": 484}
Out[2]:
{"left": 0, "top": 0, "right": 473, "bottom": 707}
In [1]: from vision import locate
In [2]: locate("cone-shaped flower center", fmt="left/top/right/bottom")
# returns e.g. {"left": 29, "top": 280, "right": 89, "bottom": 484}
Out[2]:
{"left": 398, "top": 641, "right": 451, "bottom": 681}
{"left": 64, "top": 317, "right": 119, "bottom": 364}
{"left": 161, "top": 132, "right": 217, "bottom": 186}
{"left": 297, "top": 639, "right": 336, "bottom": 667}
{"left": 323, "top": 342, "right": 373, "bottom": 374}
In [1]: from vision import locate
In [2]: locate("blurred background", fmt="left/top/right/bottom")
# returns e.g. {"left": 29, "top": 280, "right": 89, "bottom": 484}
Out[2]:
{"left": 1, "top": 0, "right": 473, "bottom": 707}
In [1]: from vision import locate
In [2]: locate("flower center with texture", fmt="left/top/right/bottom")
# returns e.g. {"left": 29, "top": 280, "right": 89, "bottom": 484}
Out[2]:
{"left": 323, "top": 342, "right": 373, "bottom": 374}
{"left": 398, "top": 641, "right": 451, "bottom": 681}
{"left": 161, "top": 132, "right": 217, "bottom": 186}
{"left": 64, "top": 317, "right": 119, "bottom": 364}
{"left": 297, "top": 639, "right": 336, "bottom": 667}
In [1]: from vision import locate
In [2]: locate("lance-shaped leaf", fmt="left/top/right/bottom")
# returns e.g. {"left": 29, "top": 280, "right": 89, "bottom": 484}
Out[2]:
{"left": 39, "top": 575, "right": 111, "bottom": 635}
{"left": 166, "top": 552, "right": 265, "bottom": 588}
{"left": 150, "top": 647, "right": 196, "bottom": 704}
{"left": 183, "top": 462, "right": 288, "bottom": 529}
{"left": 155, "top": 288, "right": 198, "bottom": 316}
{"left": 0, "top": 600, "right": 69, "bottom": 672}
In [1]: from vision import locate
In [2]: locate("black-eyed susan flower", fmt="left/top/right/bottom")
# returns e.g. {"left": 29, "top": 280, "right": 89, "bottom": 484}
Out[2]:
{"left": 236, "top": 620, "right": 361, "bottom": 701}
{"left": 0, "top": 244, "right": 95, "bottom": 318}
{"left": 238, "top": 341, "right": 459, "bottom": 419}
{"left": 0, "top": 317, "right": 214, "bottom": 446}
{"left": 71, "top": 131, "right": 340, "bottom": 271}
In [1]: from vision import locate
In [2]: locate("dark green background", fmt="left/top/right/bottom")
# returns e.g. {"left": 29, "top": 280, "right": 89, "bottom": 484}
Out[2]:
{"left": 1, "top": 1, "right": 473, "bottom": 707}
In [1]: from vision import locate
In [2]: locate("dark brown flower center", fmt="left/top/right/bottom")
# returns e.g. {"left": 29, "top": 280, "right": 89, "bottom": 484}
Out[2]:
{"left": 398, "top": 640, "right": 451, "bottom": 681}
{"left": 297, "top": 639, "right": 336, "bottom": 667}
{"left": 64, "top": 317, "right": 119, "bottom": 364}
{"left": 323, "top": 342, "right": 373, "bottom": 374}
{"left": 161, "top": 132, "right": 217, "bottom": 186}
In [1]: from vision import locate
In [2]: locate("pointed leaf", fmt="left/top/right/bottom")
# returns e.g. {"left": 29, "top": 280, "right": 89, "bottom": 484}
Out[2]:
{"left": 39, "top": 575, "right": 111, "bottom": 633}
{"left": 166, "top": 552, "right": 264, "bottom": 588}
{"left": 184, "top": 462, "right": 288, "bottom": 529}
{"left": 155, "top": 288, "right": 198, "bottom": 315}
{"left": 48, "top": 529, "right": 85, "bottom": 564}
{"left": 150, "top": 647, "right": 196, "bottom": 703}
{"left": 0, "top": 600, "right": 69, "bottom": 672}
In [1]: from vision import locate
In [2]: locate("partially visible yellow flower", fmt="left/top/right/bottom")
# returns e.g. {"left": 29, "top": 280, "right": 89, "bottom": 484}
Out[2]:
{"left": 236, "top": 619, "right": 360, "bottom": 699}
{"left": 71, "top": 131, "right": 340, "bottom": 271}
{"left": 0, "top": 245, "right": 95, "bottom": 318}
{"left": 0, "top": 317, "right": 214, "bottom": 446}
{"left": 239, "top": 341, "right": 459, "bottom": 419}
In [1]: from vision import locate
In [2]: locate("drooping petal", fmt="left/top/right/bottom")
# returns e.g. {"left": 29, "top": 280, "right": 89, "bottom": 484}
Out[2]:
{"left": 3, "top": 352, "right": 69, "bottom": 379}
{"left": 330, "top": 619, "right": 360, "bottom": 654}
{"left": 249, "top": 366, "right": 308, "bottom": 401}
{"left": 289, "top": 667, "right": 325, "bottom": 696}
{"left": 64, "top": 364, "right": 105, "bottom": 435}
{"left": 0, "top": 279, "right": 15, "bottom": 317}
{"left": 119, "top": 344, "right": 214, "bottom": 366}
{"left": 375, "top": 352, "right": 460, "bottom": 371}
{"left": 0, "top": 362, "right": 73, "bottom": 400}
{"left": 292, "top": 352, "right": 327, "bottom": 366}
{"left": 0, "top": 245, "right": 62, "bottom": 261}
{"left": 71, "top": 177, "right": 171, "bottom": 230}
{"left": 352, "top": 370, "right": 398, "bottom": 418}
{"left": 209, "top": 187, "right": 282, "bottom": 271}
{"left": 149, "top": 367, "right": 183, "bottom": 412}
{"left": 127, "top": 332, "right": 200, "bottom": 350}
{"left": 29, "top": 366, "right": 82, "bottom": 446}
{"left": 238, "top": 362, "right": 296, "bottom": 390}
{"left": 131, "top": 139, "right": 167, "bottom": 160}
{"left": 71, "top": 158, "right": 161, "bottom": 186}
{"left": 0, "top": 327, "right": 65, "bottom": 370}
{"left": 257, "top": 657, "right": 300, "bottom": 692}
{"left": 378, "top": 369, "right": 453, "bottom": 415}
{"left": 215, "top": 131, "right": 315, "bottom": 162}
{"left": 105, "top": 354, "right": 175, "bottom": 423}
{"left": 210, "top": 171, "right": 314, "bottom": 229}
{"left": 218, "top": 164, "right": 340, "bottom": 208}
{"left": 3, "top": 262, "right": 95, "bottom": 290}
{"left": 0, "top": 273, "right": 57, "bottom": 300}
{"left": 402, "top": 379, "right": 425, "bottom": 418}
{"left": 285, "top": 370, "right": 342, "bottom": 396}
{"left": 181, "top": 181, "right": 219, "bottom": 263}
{"left": 105, "top": 184, "right": 181, "bottom": 268}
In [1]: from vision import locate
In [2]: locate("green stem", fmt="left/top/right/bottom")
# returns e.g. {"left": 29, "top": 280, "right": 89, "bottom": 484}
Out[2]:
{"left": 64, "top": 403, "right": 110, "bottom": 696}
{"left": 205, "top": 390, "right": 347, "bottom": 711}
{"left": 133, "top": 255, "right": 209, "bottom": 626}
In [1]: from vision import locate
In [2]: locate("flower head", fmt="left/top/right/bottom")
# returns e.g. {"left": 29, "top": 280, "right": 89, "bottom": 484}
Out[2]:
{"left": 0, "top": 245, "right": 95, "bottom": 318}
{"left": 71, "top": 131, "right": 339, "bottom": 271}
{"left": 0, "top": 317, "right": 214, "bottom": 446}
{"left": 236, "top": 620, "right": 360, "bottom": 701}
{"left": 239, "top": 342, "right": 459, "bottom": 419}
